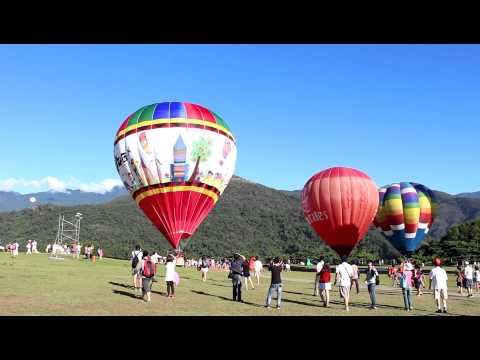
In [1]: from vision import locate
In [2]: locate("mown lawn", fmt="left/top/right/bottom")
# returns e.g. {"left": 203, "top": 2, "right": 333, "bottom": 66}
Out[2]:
{"left": 0, "top": 253, "right": 478, "bottom": 316}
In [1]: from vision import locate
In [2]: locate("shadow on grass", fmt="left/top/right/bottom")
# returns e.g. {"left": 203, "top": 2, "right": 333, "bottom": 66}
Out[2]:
{"left": 281, "top": 298, "right": 321, "bottom": 308}
{"left": 110, "top": 281, "right": 135, "bottom": 290}
{"left": 113, "top": 289, "right": 139, "bottom": 299}
{"left": 190, "top": 290, "right": 264, "bottom": 308}
{"left": 283, "top": 290, "right": 312, "bottom": 296}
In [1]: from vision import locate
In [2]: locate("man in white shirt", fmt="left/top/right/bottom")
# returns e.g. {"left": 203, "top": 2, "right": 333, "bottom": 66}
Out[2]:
{"left": 335, "top": 256, "right": 354, "bottom": 311}
{"left": 32, "top": 240, "right": 38, "bottom": 253}
{"left": 254, "top": 257, "right": 263, "bottom": 285}
{"left": 429, "top": 258, "right": 448, "bottom": 313}
{"left": 313, "top": 256, "right": 325, "bottom": 296}
{"left": 464, "top": 261, "right": 474, "bottom": 297}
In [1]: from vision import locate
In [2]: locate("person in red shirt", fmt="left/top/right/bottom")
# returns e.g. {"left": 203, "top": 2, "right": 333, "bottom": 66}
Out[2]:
{"left": 318, "top": 264, "right": 331, "bottom": 307}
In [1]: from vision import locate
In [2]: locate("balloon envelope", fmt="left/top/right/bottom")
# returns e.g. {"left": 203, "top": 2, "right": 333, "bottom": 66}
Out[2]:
{"left": 302, "top": 167, "right": 379, "bottom": 257}
{"left": 114, "top": 102, "right": 237, "bottom": 249}
{"left": 373, "top": 182, "right": 437, "bottom": 255}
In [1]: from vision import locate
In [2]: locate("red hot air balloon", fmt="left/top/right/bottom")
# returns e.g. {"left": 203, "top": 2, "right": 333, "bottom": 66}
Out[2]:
{"left": 301, "top": 167, "right": 379, "bottom": 257}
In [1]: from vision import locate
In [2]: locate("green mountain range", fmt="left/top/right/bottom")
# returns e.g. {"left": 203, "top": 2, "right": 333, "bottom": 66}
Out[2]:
{"left": 0, "top": 176, "right": 479, "bottom": 262}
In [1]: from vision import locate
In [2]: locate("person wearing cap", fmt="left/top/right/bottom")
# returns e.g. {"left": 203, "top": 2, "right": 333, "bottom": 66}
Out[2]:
{"left": 400, "top": 259, "right": 415, "bottom": 312}
{"left": 429, "top": 258, "right": 448, "bottom": 313}
{"left": 463, "top": 261, "right": 474, "bottom": 297}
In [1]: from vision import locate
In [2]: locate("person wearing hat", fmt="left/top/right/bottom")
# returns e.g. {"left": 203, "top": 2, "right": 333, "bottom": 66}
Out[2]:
{"left": 429, "top": 258, "right": 448, "bottom": 313}
{"left": 463, "top": 261, "right": 474, "bottom": 297}
{"left": 400, "top": 259, "right": 415, "bottom": 312}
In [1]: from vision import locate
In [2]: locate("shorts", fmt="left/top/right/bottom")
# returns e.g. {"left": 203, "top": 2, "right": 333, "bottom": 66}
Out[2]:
{"left": 201, "top": 267, "right": 209, "bottom": 273}
{"left": 142, "top": 277, "right": 153, "bottom": 293}
{"left": 319, "top": 282, "right": 331, "bottom": 291}
{"left": 339, "top": 286, "right": 350, "bottom": 299}
{"left": 465, "top": 279, "right": 473, "bottom": 289}
{"left": 434, "top": 288, "right": 448, "bottom": 300}
{"left": 132, "top": 268, "right": 141, "bottom": 276}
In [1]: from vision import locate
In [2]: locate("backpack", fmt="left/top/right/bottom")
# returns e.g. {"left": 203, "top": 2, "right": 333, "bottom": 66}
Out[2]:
{"left": 143, "top": 258, "right": 156, "bottom": 278}
{"left": 132, "top": 251, "right": 140, "bottom": 269}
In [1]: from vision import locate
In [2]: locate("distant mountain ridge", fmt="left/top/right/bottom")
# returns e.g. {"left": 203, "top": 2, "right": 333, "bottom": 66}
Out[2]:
{"left": 0, "top": 186, "right": 127, "bottom": 212}
{"left": 455, "top": 191, "right": 480, "bottom": 199}
{"left": 1, "top": 175, "right": 480, "bottom": 261}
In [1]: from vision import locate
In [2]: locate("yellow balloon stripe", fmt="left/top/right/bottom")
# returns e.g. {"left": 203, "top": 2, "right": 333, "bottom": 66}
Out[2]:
{"left": 117, "top": 118, "right": 235, "bottom": 140}
{"left": 135, "top": 185, "right": 219, "bottom": 205}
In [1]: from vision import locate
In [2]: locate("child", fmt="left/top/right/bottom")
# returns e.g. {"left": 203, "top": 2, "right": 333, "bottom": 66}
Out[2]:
{"left": 474, "top": 266, "right": 480, "bottom": 294}
{"left": 318, "top": 264, "right": 331, "bottom": 307}
{"left": 456, "top": 266, "right": 464, "bottom": 294}
{"left": 414, "top": 264, "right": 424, "bottom": 296}
{"left": 165, "top": 254, "right": 176, "bottom": 298}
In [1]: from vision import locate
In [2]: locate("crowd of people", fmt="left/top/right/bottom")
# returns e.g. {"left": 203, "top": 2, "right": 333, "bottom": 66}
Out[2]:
{"left": 2, "top": 238, "right": 478, "bottom": 314}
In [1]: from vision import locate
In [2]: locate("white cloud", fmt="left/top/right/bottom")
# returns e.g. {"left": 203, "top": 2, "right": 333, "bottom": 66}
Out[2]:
{"left": 0, "top": 176, "right": 123, "bottom": 194}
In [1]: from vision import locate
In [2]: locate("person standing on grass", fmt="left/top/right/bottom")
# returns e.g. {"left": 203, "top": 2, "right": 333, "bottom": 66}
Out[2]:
{"left": 428, "top": 257, "right": 448, "bottom": 313}
{"left": 414, "top": 263, "right": 424, "bottom": 296}
{"left": 165, "top": 254, "right": 176, "bottom": 299}
{"left": 32, "top": 240, "right": 38, "bottom": 254}
{"left": 313, "top": 256, "right": 325, "bottom": 296}
{"left": 254, "top": 256, "right": 263, "bottom": 285}
{"left": 400, "top": 259, "right": 415, "bottom": 312}
{"left": 364, "top": 260, "right": 379, "bottom": 310}
{"left": 474, "top": 265, "right": 480, "bottom": 294}
{"left": 334, "top": 255, "right": 354, "bottom": 312}
{"left": 230, "top": 254, "right": 244, "bottom": 302}
{"left": 350, "top": 259, "right": 360, "bottom": 295}
{"left": 131, "top": 245, "right": 143, "bottom": 298}
{"left": 200, "top": 256, "right": 209, "bottom": 282}
{"left": 456, "top": 265, "right": 464, "bottom": 294}
{"left": 26, "top": 240, "right": 32, "bottom": 255}
{"left": 463, "top": 261, "right": 474, "bottom": 297}
{"left": 141, "top": 251, "right": 156, "bottom": 302}
{"left": 241, "top": 255, "right": 255, "bottom": 290}
{"left": 11, "top": 242, "right": 19, "bottom": 257}
{"left": 265, "top": 257, "right": 283, "bottom": 309}
{"left": 318, "top": 263, "right": 331, "bottom": 307}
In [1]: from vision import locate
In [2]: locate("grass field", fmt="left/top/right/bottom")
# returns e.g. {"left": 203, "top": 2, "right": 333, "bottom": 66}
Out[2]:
{"left": 1, "top": 252, "right": 479, "bottom": 316}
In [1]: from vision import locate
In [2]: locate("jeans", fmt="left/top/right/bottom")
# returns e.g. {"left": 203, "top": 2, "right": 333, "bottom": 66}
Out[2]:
{"left": 232, "top": 274, "right": 242, "bottom": 301}
{"left": 402, "top": 287, "right": 413, "bottom": 310}
{"left": 367, "top": 283, "right": 376, "bottom": 307}
{"left": 266, "top": 283, "right": 283, "bottom": 307}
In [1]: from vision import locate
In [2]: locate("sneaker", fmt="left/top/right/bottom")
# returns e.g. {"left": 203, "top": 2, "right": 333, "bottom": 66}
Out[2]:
{"left": 436, "top": 309, "right": 442, "bottom": 313}
{"left": 276, "top": 306, "right": 281, "bottom": 309}
{"left": 443, "top": 309, "right": 448, "bottom": 313}
{"left": 265, "top": 305, "right": 271, "bottom": 308}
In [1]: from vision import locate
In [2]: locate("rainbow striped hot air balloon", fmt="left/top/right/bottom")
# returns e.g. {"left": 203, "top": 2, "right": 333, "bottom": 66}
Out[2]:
{"left": 114, "top": 102, "right": 237, "bottom": 249}
{"left": 373, "top": 182, "right": 437, "bottom": 255}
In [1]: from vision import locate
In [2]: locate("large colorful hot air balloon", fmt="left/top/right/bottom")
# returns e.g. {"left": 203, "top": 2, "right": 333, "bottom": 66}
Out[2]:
{"left": 302, "top": 167, "right": 379, "bottom": 257}
{"left": 114, "top": 102, "right": 237, "bottom": 249}
{"left": 373, "top": 182, "right": 437, "bottom": 255}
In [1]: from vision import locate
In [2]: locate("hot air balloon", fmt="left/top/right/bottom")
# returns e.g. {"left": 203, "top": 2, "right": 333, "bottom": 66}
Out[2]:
{"left": 114, "top": 102, "right": 237, "bottom": 249}
{"left": 302, "top": 167, "right": 379, "bottom": 257}
{"left": 373, "top": 182, "right": 437, "bottom": 255}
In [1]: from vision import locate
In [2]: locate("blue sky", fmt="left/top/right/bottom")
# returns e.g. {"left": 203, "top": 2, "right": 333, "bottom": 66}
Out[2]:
{"left": 0, "top": 44, "right": 479, "bottom": 194}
